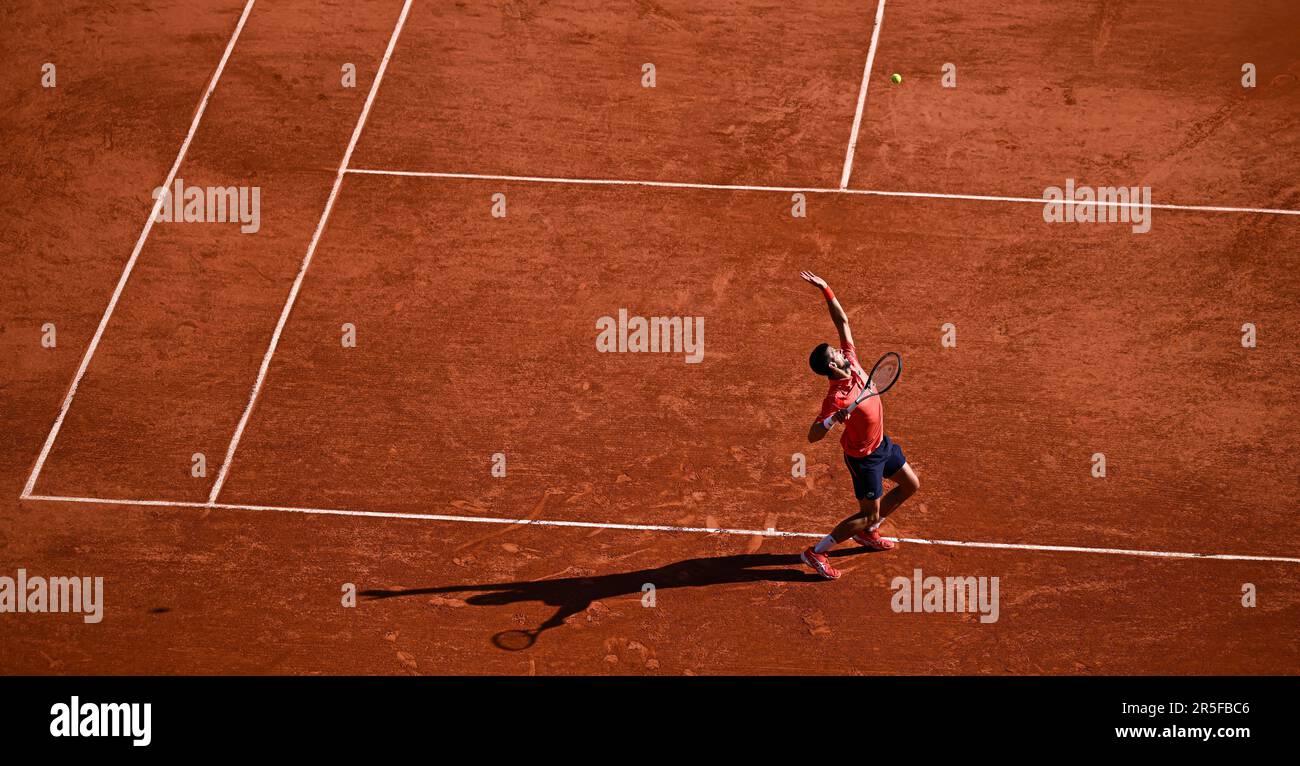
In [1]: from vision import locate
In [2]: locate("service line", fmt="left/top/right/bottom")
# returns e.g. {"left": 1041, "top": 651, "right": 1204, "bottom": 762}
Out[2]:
{"left": 344, "top": 168, "right": 1300, "bottom": 217}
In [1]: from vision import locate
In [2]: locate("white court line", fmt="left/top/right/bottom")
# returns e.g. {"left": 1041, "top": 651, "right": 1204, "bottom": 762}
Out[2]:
{"left": 344, "top": 168, "right": 1300, "bottom": 217}
{"left": 20, "top": 0, "right": 258, "bottom": 501}
{"left": 22, "top": 493, "right": 1300, "bottom": 565}
{"left": 206, "top": 0, "right": 413, "bottom": 506}
{"left": 839, "top": 0, "right": 887, "bottom": 189}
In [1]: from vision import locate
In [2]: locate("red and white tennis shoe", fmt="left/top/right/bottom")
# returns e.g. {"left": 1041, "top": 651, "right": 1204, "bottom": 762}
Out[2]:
{"left": 852, "top": 530, "right": 896, "bottom": 551}
{"left": 801, "top": 547, "right": 841, "bottom": 580}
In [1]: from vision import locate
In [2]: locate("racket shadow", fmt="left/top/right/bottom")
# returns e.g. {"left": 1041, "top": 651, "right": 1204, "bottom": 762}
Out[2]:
{"left": 360, "top": 551, "right": 832, "bottom": 650}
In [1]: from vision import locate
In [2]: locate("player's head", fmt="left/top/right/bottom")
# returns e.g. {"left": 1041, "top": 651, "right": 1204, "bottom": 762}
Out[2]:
{"left": 808, "top": 343, "right": 849, "bottom": 378}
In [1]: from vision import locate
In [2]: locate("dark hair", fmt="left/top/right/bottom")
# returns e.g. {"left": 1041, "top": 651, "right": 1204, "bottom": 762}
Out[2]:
{"left": 808, "top": 343, "right": 832, "bottom": 376}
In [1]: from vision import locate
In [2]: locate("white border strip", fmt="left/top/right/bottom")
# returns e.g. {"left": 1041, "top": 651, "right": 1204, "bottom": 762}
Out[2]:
{"left": 23, "top": 493, "right": 1300, "bottom": 564}
{"left": 206, "top": 0, "right": 413, "bottom": 505}
{"left": 839, "top": 0, "right": 887, "bottom": 189}
{"left": 20, "top": 0, "right": 258, "bottom": 500}
{"left": 344, "top": 168, "right": 1300, "bottom": 217}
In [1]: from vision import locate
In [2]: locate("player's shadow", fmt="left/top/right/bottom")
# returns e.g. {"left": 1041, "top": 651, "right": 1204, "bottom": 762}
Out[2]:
{"left": 360, "top": 549, "right": 869, "bottom": 650}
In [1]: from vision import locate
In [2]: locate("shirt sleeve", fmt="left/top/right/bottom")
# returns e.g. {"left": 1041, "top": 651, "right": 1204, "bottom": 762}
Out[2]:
{"left": 842, "top": 343, "right": 858, "bottom": 367}
{"left": 815, "top": 393, "right": 840, "bottom": 424}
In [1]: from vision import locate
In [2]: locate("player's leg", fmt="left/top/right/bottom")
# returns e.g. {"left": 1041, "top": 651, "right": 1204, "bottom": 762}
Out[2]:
{"left": 800, "top": 491, "right": 883, "bottom": 577}
{"left": 878, "top": 462, "right": 919, "bottom": 523}
{"left": 828, "top": 450, "right": 886, "bottom": 542}
{"left": 832, "top": 496, "right": 883, "bottom": 539}
{"left": 845, "top": 469, "right": 914, "bottom": 550}
{"left": 801, "top": 454, "right": 886, "bottom": 578}
{"left": 850, "top": 439, "right": 916, "bottom": 547}
{"left": 803, "top": 499, "right": 879, "bottom": 580}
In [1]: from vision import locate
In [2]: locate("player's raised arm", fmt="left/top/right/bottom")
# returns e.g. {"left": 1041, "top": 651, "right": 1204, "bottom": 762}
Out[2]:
{"left": 799, "top": 271, "right": 853, "bottom": 348}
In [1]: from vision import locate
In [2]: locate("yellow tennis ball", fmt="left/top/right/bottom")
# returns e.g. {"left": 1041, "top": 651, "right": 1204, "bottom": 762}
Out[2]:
{"left": 890, "top": 73, "right": 902, "bottom": 84}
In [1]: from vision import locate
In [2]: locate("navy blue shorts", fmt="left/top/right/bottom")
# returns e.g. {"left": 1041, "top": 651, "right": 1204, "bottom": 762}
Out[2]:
{"left": 843, "top": 435, "right": 907, "bottom": 501}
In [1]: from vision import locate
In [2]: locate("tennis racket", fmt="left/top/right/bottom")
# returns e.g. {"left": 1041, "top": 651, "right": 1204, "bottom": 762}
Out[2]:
{"left": 842, "top": 351, "right": 902, "bottom": 417}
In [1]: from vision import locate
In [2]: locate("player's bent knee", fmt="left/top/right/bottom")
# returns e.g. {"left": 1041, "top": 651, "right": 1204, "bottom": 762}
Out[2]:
{"left": 888, "top": 471, "right": 918, "bottom": 494}
{"left": 856, "top": 498, "right": 882, "bottom": 517}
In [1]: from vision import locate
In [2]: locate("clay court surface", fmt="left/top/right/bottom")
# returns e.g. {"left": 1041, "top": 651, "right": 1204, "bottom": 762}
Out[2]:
{"left": 2, "top": 0, "right": 1298, "bottom": 674}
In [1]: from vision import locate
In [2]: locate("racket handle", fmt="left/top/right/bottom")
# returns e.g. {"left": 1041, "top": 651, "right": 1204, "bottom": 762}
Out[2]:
{"left": 822, "top": 415, "right": 837, "bottom": 430}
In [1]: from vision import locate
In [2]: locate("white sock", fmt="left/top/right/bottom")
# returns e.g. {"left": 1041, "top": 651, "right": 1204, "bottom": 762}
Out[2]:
{"left": 869, "top": 519, "right": 883, "bottom": 532}
{"left": 813, "top": 534, "right": 837, "bottom": 554}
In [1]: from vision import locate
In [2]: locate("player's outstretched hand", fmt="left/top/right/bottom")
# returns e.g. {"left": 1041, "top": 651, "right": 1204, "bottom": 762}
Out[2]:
{"left": 799, "top": 270, "right": 828, "bottom": 290}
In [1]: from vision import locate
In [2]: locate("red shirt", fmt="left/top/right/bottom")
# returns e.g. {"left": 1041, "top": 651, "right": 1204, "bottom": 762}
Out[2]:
{"left": 815, "top": 343, "right": 884, "bottom": 458}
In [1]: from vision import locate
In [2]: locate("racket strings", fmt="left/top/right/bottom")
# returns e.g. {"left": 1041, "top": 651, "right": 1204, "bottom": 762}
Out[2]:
{"left": 866, "top": 354, "right": 902, "bottom": 396}
{"left": 870, "top": 362, "right": 899, "bottom": 387}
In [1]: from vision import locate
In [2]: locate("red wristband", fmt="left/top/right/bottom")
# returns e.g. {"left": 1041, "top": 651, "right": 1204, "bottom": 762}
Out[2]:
{"left": 822, "top": 286, "right": 835, "bottom": 301}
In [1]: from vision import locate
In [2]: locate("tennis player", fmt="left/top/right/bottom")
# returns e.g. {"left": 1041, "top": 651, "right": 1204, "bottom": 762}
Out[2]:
{"left": 799, "top": 271, "right": 920, "bottom": 579}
